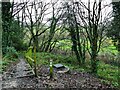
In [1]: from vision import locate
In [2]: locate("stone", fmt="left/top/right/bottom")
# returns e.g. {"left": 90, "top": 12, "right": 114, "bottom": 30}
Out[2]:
{"left": 53, "top": 64, "right": 64, "bottom": 69}
{"left": 47, "top": 76, "right": 50, "bottom": 79}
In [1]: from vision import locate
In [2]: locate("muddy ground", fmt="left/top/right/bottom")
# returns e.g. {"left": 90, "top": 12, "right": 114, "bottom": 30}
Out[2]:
{"left": 2, "top": 58, "right": 118, "bottom": 90}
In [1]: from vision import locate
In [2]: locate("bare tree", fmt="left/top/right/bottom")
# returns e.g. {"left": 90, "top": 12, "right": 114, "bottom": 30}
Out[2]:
{"left": 61, "top": 0, "right": 112, "bottom": 73}
{"left": 21, "top": 0, "right": 50, "bottom": 51}
{"left": 74, "top": 0, "right": 112, "bottom": 73}
{"left": 61, "top": 1, "right": 86, "bottom": 64}
{"left": 44, "top": 0, "right": 64, "bottom": 52}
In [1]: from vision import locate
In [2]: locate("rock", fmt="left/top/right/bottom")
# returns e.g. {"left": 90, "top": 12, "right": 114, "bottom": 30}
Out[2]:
{"left": 54, "top": 77, "right": 57, "bottom": 81}
{"left": 73, "top": 72, "right": 77, "bottom": 75}
{"left": 47, "top": 76, "right": 50, "bottom": 79}
{"left": 44, "top": 74, "right": 47, "bottom": 77}
{"left": 53, "top": 64, "right": 64, "bottom": 69}
{"left": 43, "top": 80, "right": 48, "bottom": 86}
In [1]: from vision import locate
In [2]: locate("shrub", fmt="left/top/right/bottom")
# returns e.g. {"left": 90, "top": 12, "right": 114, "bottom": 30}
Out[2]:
{"left": 2, "top": 47, "right": 19, "bottom": 72}
{"left": 6, "top": 46, "right": 18, "bottom": 59}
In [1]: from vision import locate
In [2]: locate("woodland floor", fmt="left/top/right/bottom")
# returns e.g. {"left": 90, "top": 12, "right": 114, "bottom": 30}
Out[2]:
{"left": 1, "top": 57, "right": 118, "bottom": 90}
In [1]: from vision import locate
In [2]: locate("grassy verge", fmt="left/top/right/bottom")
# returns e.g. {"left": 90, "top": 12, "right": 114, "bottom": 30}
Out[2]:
{"left": 100, "top": 45, "right": 118, "bottom": 55}
{"left": 1, "top": 56, "right": 18, "bottom": 73}
{"left": 97, "top": 61, "right": 119, "bottom": 87}
{"left": 0, "top": 49, "right": 21, "bottom": 73}
{"left": 35, "top": 52, "right": 119, "bottom": 88}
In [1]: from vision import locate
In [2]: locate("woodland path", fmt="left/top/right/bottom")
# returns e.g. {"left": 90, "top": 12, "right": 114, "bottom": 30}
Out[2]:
{"left": 1, "top": 57, "right": 117, "bottom": 89}
{"left": 2, "top": 57, "right": 34, "bottom": 89}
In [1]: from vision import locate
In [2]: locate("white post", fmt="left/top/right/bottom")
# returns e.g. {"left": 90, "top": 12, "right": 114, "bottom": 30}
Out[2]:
{"left": 49, "top": 59, "right": 53, "bottom": 79}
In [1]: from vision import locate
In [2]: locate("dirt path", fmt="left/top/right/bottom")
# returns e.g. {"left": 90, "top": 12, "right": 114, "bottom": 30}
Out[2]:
{"left": 2, "top": 57, "right": 33, "bottom": 89}
{"left": 2, "top": 57, "right": 118, "bottom": 89}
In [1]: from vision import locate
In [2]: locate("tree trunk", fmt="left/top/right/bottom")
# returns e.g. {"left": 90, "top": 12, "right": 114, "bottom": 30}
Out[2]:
{"left": 91, "top": 36, "right": 98, "bottom": 73}
{"left": 117, "top": 39, "right": 120, "bottom": 52}
{"left": 45, "top": 38, "right": 52, "bottom": 52}
{"left": 70, "top": 30, "right": 81, "bottom": 64}
{"left": 33, "top": 36, "right": 39, "bottom": 52}
{"left": 29, "top": 37, "right": 33, "bottom": 47}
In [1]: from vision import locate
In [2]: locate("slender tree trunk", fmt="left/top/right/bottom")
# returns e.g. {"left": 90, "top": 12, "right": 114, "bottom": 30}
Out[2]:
{"left": 33, "top": 36, "right": 39, "bottom": 52}
{"left": 29, "top": 37, "right": 33, "bottom": 47}
{"left": 117, "top": 39, "right": 120, "bottom": 52}
{"left": 45, "top": 38, "right": 52, "bottom": 52}
{"left": 91, "top": 46, "right": 97, "bottom": 73}
{"left": 91, "top": 26, "right": 98, "bottom": 73}
{"left": 70, "top": 30, "right": 81, "bottom": 64}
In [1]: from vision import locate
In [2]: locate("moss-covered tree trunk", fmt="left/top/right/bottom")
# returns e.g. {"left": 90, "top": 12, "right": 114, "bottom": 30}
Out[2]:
{"left": 91, "top": 40, "right": 98, "bottom": 73}
{"left": 70, "top": 30, "right": 81, "bottom": 64}
{"left": 90, "top": 24, "right": 98, "bottom": 73}
{"left": 117, "top": 39, "right": 120, "bottom": 52}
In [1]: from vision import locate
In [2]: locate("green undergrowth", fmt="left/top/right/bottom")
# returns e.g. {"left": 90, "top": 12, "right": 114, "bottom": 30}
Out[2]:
{"left": 100, "top": 45, "right": 118, "bottom": 55}
{"left": 36, "top": 52, "right": 119, "bottom": 88}
{"left": 1, "top": 56, "right": 18, "bottom": 73}
{"left": 97, "top": 61, "right": 119, "bottom": 88}
{"left": 0, "top": 47, "right": 19, "bottom": 73}
{"left": 55, "top": 39, "right": 72, "bottom": 50}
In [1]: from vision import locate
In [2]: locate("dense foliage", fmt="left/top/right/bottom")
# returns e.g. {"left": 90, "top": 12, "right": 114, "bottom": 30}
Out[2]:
{"left": 2, "top": 1, "right": 26, "bottom": 54}
{"left": 107, "top": 2, "right": 120, "bottom": 52}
